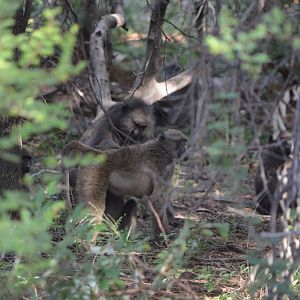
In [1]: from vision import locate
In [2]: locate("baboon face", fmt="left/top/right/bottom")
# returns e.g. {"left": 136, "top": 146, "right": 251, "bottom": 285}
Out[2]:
{"left": 159, "top": 129, "right": 188, "bottom": 159}
{"left": 128, "top": 109, "right": 153, "bottom": 142}
{"left": 119, "top": 104, "right": 153, "bottom": 143}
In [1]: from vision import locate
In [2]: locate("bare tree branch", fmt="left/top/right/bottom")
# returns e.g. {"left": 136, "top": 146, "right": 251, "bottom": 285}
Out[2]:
{"left": 134, "top": 0, "right": 170, "bottom": 86}
{"left": 13, "top": 0, "right": 33, "bottom": 35}
{"left": 21, "top": 0, "right": 32, "bottom": 33}
{"left": 89, "top": 0, "right": 126, "bottom": 113}
{"left": 132, "top": 67, "right": 195, "bottom": 104}
{"left": 130, "top": 0, "right": 170, "bottom": 99}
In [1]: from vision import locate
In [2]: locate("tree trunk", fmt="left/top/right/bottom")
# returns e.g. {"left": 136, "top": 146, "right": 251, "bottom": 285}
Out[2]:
{"left": 0, "top": 117, "right": 23, "bottom": 193}
{"left": 0, "top": 1, "right": 32, "bottom": 193}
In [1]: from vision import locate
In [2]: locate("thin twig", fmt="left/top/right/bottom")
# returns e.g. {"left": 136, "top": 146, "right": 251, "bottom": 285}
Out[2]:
{"left": 261, "top": 230, "right": 300, "bottom": 239}
{"left": 63, "top": 0, "right": 87, "bottom": 59}
{"left": 147, "top": 199, "right": 169, "bottom": 246}
{"left": 32, "top": 169, "right": 59, "bottom": 177}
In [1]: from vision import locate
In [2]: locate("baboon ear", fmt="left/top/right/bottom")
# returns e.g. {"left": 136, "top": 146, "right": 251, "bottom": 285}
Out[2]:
{"left": 158, "top": 132, "right": 165, "bottom": 141}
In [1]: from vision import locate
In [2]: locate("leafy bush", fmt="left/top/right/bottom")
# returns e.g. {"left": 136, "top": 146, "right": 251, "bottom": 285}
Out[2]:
{"left": 205, "top": 4, "right": 300, "bottom": 297}
{"left": 0, "top": 2, "right": 86, "bottom": 298}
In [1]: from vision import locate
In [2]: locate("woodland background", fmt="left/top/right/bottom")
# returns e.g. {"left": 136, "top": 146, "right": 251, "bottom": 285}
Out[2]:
{"left": 0, "top": 0, "right": 300, "bottom": 299}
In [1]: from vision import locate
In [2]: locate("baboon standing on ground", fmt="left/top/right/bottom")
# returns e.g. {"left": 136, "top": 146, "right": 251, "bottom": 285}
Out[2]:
{"left": 63, "top": 129, "right": 187, "bottom": 239}
{"left": 67, "top": 98, "right": 154, "bottom": 223}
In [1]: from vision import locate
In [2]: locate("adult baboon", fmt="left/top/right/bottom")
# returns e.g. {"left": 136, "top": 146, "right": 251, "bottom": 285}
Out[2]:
{"left": 68, "top": 98, "right": 154, "bottom": 221}
{"left": 80, "top": 98, "right": 154, "bottom": 149}
{"left": 62, "top": 129, "right": 187, "bottom": 238}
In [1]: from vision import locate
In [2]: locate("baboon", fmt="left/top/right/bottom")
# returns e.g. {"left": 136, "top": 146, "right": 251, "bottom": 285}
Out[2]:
{"left": 62, "top": 129, "right": 187, "bottom": 238}
{"left": 254, "top": 138, "right": 291, "bottom": 214}
{"left": 80, "top": 98, "right": 154, "bottom": 148}
{"left": 68, "top": 98, "right": 154, "bottom": 219}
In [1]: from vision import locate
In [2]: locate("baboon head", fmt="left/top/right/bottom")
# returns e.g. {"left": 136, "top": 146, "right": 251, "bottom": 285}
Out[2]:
{"left": 110, "top": 98, "right": 154, "bottom": 144}
{"left": 263, "top": 135, "right": 292, "bottom": 166}
{"left": 158, "top": 129, "right": 188, "bottom": 159}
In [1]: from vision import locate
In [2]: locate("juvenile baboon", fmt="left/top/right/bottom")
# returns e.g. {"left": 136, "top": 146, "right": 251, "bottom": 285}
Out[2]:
{"left": 254, "top": 138, "right": 291, "bottom": 214}
{"left": 62, "top": 129, "right": 187, "bottom": 238}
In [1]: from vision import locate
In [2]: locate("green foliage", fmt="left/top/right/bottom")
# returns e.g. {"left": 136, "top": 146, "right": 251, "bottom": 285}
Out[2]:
{"left": 155, "top": 222, "right": 192, "bottom": 278}
{"left": 206, "top": 7, "right": 298, "bottom": 76}
{"left": 205, "top": 5, "right": 300, "bottom": 297}
{"left": 0, "top": 8, "right": 84, "bottom": 150}
{"left": 249, "top": 255, "right": 299, "bottom": 299}
{"left": 112, "top": 1, "right": 198, "bottom": 71}
{"left": 3, "top": 1, "right": 299, "bottom": 298}
{"left": 0, "top": 2, "right": 89, "bottom": 298}
{"left": 204, "top": 93, "right": 248, "bottom": 192}
{"left": 205, "top": 4, "right": 300, "bottom": 194}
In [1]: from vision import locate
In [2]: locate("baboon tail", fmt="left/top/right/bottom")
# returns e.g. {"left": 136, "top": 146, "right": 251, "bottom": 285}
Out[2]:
{"left": 62, "top": 141, "right": 105, "bottom": 157}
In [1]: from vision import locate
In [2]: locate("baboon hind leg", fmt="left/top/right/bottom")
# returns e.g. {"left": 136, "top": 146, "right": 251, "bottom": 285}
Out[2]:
{"left": 119, "top": 198, "right": 137, "bottom": 235}
{"left": 105, "top": 192, "right": 137, "bottom": 235}
{"left": 77, "top": 166, "right": 108, "bottom": 224}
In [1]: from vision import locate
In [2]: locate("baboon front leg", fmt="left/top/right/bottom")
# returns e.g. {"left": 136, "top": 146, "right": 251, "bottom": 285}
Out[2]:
{"left": 146, "top": 178, "right": 172, "bottom": 241}
{"left": 148, "top": 200, "right": 171, "bottom": 241}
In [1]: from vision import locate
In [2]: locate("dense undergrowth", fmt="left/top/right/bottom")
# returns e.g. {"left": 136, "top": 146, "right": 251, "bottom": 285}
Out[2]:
{"left": 1, "top": 1, "right": 300, "bottom": 299}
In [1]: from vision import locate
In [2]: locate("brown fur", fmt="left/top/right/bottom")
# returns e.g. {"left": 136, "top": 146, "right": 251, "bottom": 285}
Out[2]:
{"left": 63, "top": 129, "right": 187, "bottom": 239}
{"left": 80, "top": 98, "right": 154, "bottom": 148}
{"left": 68, "top": 98, "right": 154, "bottom": 221}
